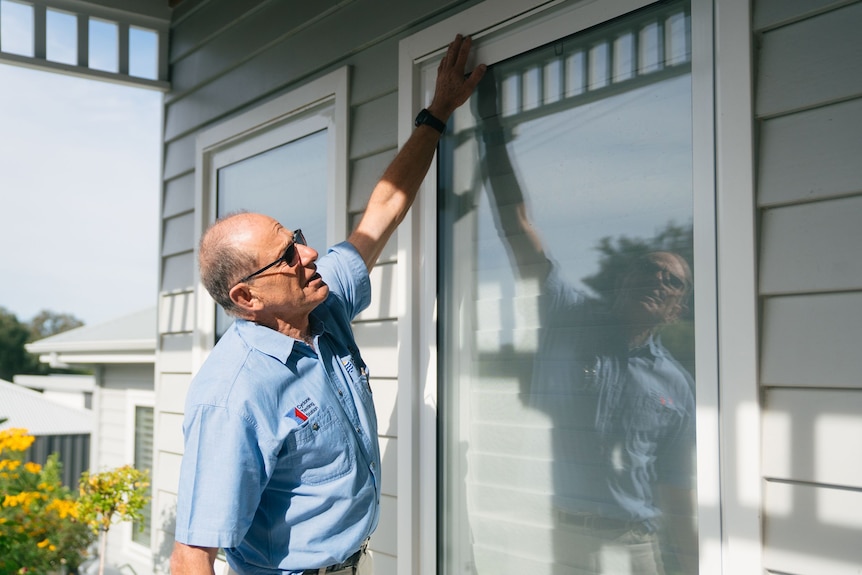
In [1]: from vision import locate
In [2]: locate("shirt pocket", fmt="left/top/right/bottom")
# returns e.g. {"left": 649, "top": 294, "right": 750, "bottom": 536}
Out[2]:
{"left": 282, "top": 406, "right": 355, "bottom": 486}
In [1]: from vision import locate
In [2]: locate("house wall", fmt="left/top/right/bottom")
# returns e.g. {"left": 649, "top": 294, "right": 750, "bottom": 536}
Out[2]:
{"left": 152, "top": 1, "right": 478, "bottom": 573}
{"left": 151, "top": 0, "right": 862, "bottom": 573}
{"left": 93, "top": 363, "right": 155, "bottom": 575}
{"left": 754, "top": 0, "right": 862, "bottom": 573}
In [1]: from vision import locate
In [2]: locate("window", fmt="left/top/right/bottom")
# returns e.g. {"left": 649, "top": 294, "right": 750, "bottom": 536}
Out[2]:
{"left": 132, "top": 405, "right": 153, "bottom": 546}
{"left": 432, "top": 1, "right": 707, "bottom": 573}
{"left": 195, "top": 68, "right": 349, "bottom": 345}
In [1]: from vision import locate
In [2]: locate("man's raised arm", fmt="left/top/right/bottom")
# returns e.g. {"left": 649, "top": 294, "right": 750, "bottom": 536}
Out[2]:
{"left": 348, "top": 34, "right": 485, "bottom": 271}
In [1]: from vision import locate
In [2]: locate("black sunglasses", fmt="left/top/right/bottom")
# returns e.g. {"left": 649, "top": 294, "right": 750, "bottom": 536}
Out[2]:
{"left": 236, "top": 229, "right": 306, "bottom": 285}
{"left": 635, "top": 258, "right": 688, "bottom": 292}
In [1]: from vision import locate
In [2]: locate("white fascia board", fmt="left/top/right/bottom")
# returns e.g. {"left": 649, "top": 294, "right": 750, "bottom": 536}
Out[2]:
{"left": 26, "top": 338, "right": 156, "bottom": 354}
{"left": 38, "top": 353, "right": 155, "bottom": 365}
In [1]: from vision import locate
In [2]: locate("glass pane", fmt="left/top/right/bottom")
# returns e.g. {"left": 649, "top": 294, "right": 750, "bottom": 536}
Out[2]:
{"left": 133, "top": 406, "right": 154, "bottom": 546}
{"left": 46, "top": 9, "right": 77, "bottom": 65}
{"left": 439, "top": 2, "right": 697, "bottom": 574}
{"left": 216, "top": 129, "right": 328, "bottom": 337}
{"left": 89, "top": 18, "right": 118, "bottom": 73}
{"left": 129, "top": 27, "right": 158, "bottom": 80}
{"left": 1, "top": 0, "right": 34, "bottom": 57}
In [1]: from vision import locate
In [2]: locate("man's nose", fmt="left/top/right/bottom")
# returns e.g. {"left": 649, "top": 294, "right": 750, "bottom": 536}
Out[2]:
{"left": 297, "top": 243, "right": 318, "bottom": 263}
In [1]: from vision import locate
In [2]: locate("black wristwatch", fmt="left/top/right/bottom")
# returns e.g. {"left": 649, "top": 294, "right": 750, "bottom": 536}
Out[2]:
{"left": 414, "top": 108, "right": 446, "bottom": 133}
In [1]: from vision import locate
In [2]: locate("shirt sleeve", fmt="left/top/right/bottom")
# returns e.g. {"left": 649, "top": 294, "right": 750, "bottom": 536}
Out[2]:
{"left": 316, "top": 241, "right": 372, "bottom": 321}
{"left": 174, "top": 403, "right": 267, "bottom": 548}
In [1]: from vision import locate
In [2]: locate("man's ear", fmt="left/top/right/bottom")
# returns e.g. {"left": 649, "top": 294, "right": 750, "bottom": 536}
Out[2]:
{"left": 229, "top": 283, "right": 259, "bottom": 314}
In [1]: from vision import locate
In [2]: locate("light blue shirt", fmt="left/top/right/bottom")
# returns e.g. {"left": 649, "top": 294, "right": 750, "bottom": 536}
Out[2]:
{"left": 175, "top": 242, "right": 379, "bottom": 574}
{"left": 530, "top": 269, "right": 695, "bottom": 527}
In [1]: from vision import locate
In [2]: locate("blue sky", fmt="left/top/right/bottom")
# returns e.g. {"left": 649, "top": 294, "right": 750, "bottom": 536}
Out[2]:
{"left": 0, "top": 3, "right": 161, "bottom": 326}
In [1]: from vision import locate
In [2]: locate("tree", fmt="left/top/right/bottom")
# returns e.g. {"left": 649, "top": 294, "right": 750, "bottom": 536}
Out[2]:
{"left": 0, "top": 307, "right": 39, "bottom": 381}
{"left": 78, "top": 466, "right": 150, "bottom": 575}
{"left": 0, "top": 307, "right": 86, "bottom": 381}
{"left": 29, "top": 310, "right": 85, "bottom": 341}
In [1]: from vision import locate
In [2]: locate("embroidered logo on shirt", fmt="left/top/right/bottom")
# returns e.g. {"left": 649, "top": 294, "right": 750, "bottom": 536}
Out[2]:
{"left": 287, "top": 397, "right": 319, "bottom": 423}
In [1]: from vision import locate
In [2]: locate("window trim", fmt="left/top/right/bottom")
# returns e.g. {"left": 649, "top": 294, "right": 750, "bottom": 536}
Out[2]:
{"left": 192, "top": 67, "right": 350, "bottom": 368}
{"left": 122, "top": 390, "right": 155, "bottom": 558}
{"left": 398, "top": 1, "right": 734, "bottom": 573}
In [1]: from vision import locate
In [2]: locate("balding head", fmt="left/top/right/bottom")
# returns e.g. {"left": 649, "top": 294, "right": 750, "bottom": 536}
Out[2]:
{"left": 199, "top": 212, "right": 261, "bottom": 315}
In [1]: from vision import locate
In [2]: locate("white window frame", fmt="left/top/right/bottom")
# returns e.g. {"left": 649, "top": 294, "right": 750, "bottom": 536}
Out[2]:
{"left": 397, "top": 0, "right": 758, "bottom": 573}
{"left": 121, "top": 390, "right": 155, "bottom": 559}
{"left": 192, "top": 68, "right": 350, "bottom": 368}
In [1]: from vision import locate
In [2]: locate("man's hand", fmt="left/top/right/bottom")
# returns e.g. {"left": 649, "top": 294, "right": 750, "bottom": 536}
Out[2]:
{"left": 427, "top": 35, "right": 487, "bottom": 122}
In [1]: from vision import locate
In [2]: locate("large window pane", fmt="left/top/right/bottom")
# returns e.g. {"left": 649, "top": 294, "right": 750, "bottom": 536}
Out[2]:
{"left": 439, "top": 2, "right": 697, "bottom": 574}
{"left": 215, "top": 129, "right": 328, "bottom": 337}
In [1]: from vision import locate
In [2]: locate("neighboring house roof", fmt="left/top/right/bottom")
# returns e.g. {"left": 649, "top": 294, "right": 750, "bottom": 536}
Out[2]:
{"left": 14, "top": 374, "right": 96, "bottom": 393}
{"left": 0, "top": 379, "right": 92, "bottom": 435}
{"left": 26, "top": 307, "right": 157, "bottom": 366}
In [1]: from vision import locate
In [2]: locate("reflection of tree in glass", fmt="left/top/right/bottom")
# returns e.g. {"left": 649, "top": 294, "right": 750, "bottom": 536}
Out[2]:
{"left": 582, "top": 221, "right": 694, "bottom": 374}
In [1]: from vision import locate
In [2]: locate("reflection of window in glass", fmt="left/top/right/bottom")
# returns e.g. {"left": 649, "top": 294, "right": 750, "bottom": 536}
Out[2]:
{"left": 132, "top": 406, "right": 153, "bottom": 546}
{"left": 46, "top": 9, "right": 77, "bottom": 65}
{"left": 89, "top": 18, "right": 118, "bottom": 73}
{"left": 129, "top": 27, "right": 158, "bottom": 79}
{"left": 1, "top": 0, "right": 34, "bottom": 56}
{"left": 439, "top": 2, "right": 696, "bottom": 574}
{"left": 215, "top": 130, "right": 328, "bottom": 337}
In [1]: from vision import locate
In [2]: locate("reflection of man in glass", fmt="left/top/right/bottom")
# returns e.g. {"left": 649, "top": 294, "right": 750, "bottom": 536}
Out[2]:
{"left": 475, "top": 72, "right": 697, "bottom": 574}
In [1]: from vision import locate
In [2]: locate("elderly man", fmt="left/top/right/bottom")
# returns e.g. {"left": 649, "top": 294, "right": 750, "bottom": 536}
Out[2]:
{"left": 170, "top": 35, "right": 485, "bottom": 575}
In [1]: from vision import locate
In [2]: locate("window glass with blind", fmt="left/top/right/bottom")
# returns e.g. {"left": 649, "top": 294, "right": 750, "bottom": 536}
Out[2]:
{"left": 132, "top": 405, "right": 154, "bottom": 546}
{"left": 438, "top": 1, "right": 698, "bottom": 573}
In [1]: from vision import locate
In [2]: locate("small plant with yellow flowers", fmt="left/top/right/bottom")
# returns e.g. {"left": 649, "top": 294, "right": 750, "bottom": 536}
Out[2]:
{"left": 0, "top": 428, "right": 94, "bottom": 575}
{"left": 77, "top": 465, "right": 149, "bottom": 575}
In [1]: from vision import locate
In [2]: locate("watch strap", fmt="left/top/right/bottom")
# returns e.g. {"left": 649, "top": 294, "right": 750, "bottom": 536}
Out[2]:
{"left": 414, "top": 108, "right": 446, "bottom": 133}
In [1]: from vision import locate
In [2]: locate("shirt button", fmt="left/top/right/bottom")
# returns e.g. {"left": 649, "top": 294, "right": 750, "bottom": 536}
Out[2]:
{"left": 312, "top": 423, "right": 320, "bottom": 431}
{"left": 338, "top": 389, "right": 343, "bottom": 396}
{"left": 356, "top": 426, "right": 361, "bottom": 434}
{"left": 370, "top": 462, "right": 375, "bottom": 471}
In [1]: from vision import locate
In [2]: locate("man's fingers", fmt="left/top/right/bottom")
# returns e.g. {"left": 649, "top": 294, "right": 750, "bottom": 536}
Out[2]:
{"left": 466, "top": 64, "right": 487, "bottom": 91}
{"left": 443, "top": 34, "right": 463, "bottom": 69}
{"left": 454, "top": 35, "right": 472, "bottom": 70}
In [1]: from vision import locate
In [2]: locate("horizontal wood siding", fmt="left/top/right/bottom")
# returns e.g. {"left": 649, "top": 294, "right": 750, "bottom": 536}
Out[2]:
{"left": 756, "top": 0, "right": 862, "bottom": 572}
{"left": 758, "top": 98, "right": 862, "bottom": 206}
{"left": 154, "top": 1, "right": 478, "bottom": 572}
{"left": 759, "top": 196, "right": 862, "bottom": 294}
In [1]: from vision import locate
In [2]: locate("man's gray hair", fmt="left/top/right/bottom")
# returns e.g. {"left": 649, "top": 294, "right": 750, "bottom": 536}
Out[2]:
{"left": 198, "top": 212, "right": 251, "bottom": 316}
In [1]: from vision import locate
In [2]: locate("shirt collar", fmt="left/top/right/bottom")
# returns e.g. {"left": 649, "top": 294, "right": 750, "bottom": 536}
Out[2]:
{"left": 233, "top": 314, "right": 329, "bottom": 364}
{"left": 234, "top": 318, "right": 296, "bottom": 364}
{"left": 629, "top": 333, "right": 667, "bottom": 360}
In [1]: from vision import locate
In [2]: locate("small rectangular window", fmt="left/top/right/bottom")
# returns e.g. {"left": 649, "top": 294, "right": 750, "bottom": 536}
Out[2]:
{"left": 46, "top": 9, "right": 77, "bottom": 65}
{"left": 88, "top": 17, "right": 118, "bottom": 73}
{"left": 129, "top": 27, "right": 158, "bottom": 80}
{"left": 1, "top": 0, "right": 34, "bottom": 56}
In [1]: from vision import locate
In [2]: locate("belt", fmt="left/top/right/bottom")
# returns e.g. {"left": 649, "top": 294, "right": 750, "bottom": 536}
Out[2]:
{"left": 556, "top": 510, "right": 653, "bottom": 534}
{"left": 302, "top": 539, "right": 368, "bottom": 575}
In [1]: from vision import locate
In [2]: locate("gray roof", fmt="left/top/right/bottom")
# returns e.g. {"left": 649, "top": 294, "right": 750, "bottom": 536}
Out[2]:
{"left": 0, "top": 379, "right": 92, "bottom": 436}
{"left": 26, "top": 307, "right": 156, "bottom": 365}
{"left": 27, "top": 306, "right": 156, "bottom": 351}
